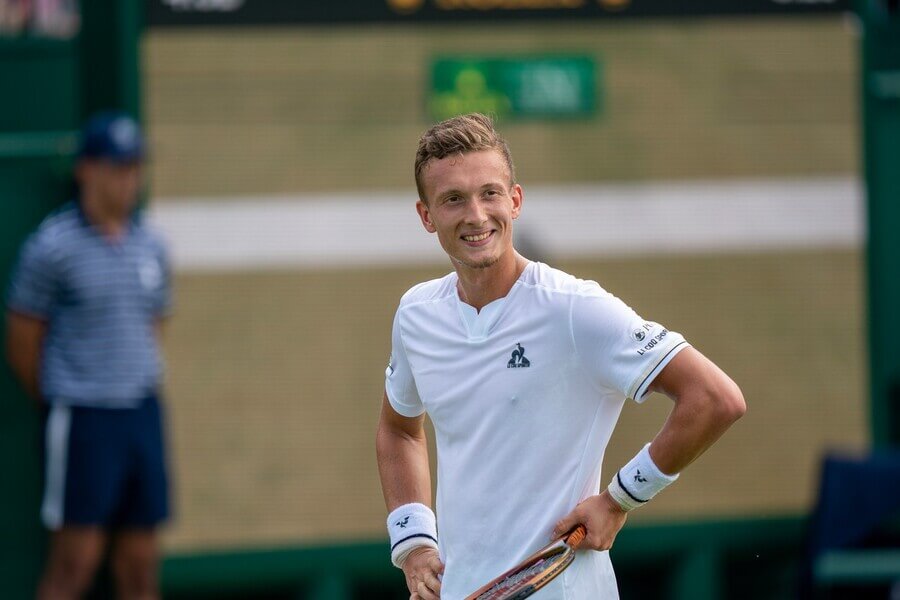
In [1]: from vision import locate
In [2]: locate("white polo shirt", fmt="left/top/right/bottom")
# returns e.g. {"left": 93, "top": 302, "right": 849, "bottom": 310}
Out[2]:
{"left": 385, "top": 262, "right": 688, "bottom": 599}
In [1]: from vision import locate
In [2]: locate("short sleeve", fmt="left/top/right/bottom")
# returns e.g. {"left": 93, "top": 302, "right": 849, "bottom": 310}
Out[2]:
{"left": 6, "top": 233, "right": 59, "bottom": 320}
{"left": 385, "top": 307, "right": 424, "bottom": 417}
{"left": 571, "top": 288, "right": 689, "bottom": 402}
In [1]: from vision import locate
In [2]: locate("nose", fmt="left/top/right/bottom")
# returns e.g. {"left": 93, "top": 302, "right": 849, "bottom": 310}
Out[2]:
{"left": 464, "top": 197, "right": 488, "bottom": 225}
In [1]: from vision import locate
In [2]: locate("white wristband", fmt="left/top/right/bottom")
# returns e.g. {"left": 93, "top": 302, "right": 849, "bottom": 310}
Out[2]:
{"left": 607, "top": 443, "right": 679, "bottom": 512}
{"left": 387, "top": 503, "right": 439, "bottom": 568}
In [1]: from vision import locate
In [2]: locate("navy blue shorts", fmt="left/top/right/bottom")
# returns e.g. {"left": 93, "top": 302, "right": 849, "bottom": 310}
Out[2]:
{"left": 41, "top": 394, "right": 170, "bottom": 530}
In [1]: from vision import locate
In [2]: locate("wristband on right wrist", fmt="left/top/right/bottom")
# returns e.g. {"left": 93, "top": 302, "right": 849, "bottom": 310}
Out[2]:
{"left": 387, "top": 503, "right": 439, "bottom": 568}
{"left": 607, "top": 443, "right": 679, "bottom": 512}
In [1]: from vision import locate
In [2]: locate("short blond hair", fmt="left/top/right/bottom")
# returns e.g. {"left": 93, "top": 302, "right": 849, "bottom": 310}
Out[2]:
{"left": 414, "top": 113, "right": 515, "bottom": 202}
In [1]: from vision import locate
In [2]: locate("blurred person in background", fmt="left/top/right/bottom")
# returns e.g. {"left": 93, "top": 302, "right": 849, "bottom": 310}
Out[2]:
{"left": 5, "top": 112, "right": 171, "bottom": 600}
{"left": 376, "top": 113, "right": 746, "bottom": 599}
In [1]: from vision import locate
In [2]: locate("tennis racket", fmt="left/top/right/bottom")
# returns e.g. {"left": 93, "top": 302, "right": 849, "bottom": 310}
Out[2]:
{"left": 463, "top": 525, "right": 587, "bottom": 600}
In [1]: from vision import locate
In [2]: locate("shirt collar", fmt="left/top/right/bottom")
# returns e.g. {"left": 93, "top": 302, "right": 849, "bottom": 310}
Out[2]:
{"left": 72, "top": 198, "right": 140, "bottom": 240}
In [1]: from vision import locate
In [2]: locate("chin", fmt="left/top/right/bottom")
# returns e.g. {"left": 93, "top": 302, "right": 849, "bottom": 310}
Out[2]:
{"left": 455, "top": 254, "right": 500, "bottom": 270}
{"left": 107, "top": 198, "right": 137, "bottom": 215}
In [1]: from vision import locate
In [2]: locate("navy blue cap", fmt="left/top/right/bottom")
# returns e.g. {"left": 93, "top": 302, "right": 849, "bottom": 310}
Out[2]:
{"left": 78, "top": 111, "right": 145, "bottom": 162}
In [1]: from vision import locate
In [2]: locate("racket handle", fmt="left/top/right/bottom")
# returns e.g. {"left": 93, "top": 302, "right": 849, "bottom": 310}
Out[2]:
{"left": 565, "top": 525, "right": 587, "bottom": 549}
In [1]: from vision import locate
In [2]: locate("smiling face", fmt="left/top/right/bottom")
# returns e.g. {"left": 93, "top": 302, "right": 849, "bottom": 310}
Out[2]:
{"left": 416, "top": 149, "right": 523, "bottom": 270}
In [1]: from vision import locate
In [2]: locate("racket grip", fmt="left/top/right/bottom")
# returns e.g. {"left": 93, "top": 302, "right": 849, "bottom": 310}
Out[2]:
{"left": 565, "top": 525, "right": 587, "bottom": 549}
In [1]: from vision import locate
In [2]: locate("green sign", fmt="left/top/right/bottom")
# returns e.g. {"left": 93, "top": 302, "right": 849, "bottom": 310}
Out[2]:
{"left": 430, "top": 56, "right": 598, "bottom": 121}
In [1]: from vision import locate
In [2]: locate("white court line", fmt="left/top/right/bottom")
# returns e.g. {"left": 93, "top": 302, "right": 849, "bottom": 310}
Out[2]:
{"left": 147, "top": 177, "right": 864, "bottom": 272}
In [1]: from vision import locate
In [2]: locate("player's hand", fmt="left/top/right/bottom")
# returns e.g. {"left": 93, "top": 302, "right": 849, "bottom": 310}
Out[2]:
{"left": 551, "top": 491, "right": 628, "bottom": 551}
{"left": 402, "top": 546, "right": 444, "bottom": 600}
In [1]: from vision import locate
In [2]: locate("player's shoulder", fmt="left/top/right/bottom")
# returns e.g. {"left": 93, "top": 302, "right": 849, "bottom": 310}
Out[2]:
{"left": 36, "top": 201, "right": 81, "bottom": 235}
{"left": 26, "top": 201, "right": 84, "bottom": 253}
{"left": 521, "top": 262, "right": 610, "bottom": 300}
{"left": 397, "top": 272, "right": 457, "bottom": 309}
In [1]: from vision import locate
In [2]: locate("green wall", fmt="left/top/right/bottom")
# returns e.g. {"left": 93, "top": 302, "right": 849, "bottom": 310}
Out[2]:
{"left": 0, "top": 39, "right": 81, "bottom": 597}
{"left": 860, "top": 0, "right": 900, "bottom": 446}
{"left": 157, "top": 516, "right": 807, "bottom": 600}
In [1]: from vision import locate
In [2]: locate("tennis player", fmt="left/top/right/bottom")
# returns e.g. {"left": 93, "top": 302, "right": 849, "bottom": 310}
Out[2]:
{"left": 376, "top": 113, "right": 746, "bottom": 599}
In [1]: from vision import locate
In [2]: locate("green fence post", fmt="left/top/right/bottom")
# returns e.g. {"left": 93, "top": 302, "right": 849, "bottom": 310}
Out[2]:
{"left": 859, "top": 0, "right": 900, "bottom": 446}
{"left": 79, "top": 0, "right": 142, "bottom": 117}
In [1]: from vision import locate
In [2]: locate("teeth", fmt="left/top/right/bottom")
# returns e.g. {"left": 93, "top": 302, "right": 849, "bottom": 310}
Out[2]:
{"left": 463, "top": 232, "right": 491, "bottom": 242}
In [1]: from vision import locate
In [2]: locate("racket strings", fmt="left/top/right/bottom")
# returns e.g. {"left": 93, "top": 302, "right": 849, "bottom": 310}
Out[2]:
{"left": 474, "top": 552, "right": 568, "bottom": 600}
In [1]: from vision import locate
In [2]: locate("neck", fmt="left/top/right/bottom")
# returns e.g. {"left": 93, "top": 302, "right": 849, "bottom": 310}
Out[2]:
{"left": 80, "top": 194, "right": 130, "bottom": 239}
{"left": 455, "top": 251, "right": 529, "bottom": 312}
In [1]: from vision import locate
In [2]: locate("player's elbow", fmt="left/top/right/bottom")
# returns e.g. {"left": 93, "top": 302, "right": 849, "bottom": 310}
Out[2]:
{"left": 685, "top": 375, "right": 745, "bottom": 432}
{"left": 375, "top": 416, "right": 396, "bottom": 455}
{"left": 712, "top": 377, "right": 746, "bottom": 427}
{"left": 375, "top": 415, "right": 423, "bottom": 457}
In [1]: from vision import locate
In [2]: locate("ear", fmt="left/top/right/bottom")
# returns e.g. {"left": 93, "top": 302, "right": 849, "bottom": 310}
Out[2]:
{"left": 511, "top": 184, "right": 524, "bottom": 220}
{"left": 416, "top": 199, "right": 437, "bottom": 233}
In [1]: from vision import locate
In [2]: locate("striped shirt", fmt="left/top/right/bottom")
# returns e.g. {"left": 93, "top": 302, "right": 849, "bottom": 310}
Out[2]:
{"left": 6, "top": 201, "right": 171, "bottom": 408}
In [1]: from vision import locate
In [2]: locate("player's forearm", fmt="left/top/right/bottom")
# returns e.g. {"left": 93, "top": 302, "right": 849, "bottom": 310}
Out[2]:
{"left": 376, "top": 425, "right": 433, "bottom": 511}
{"left": 8, "top": 355, "right": 40, "bottom": 400}
{"left": 5, "top": 312, "right": 47, "bottom": 401}
{"left": 649, "top": 377, "right": 745, "bottom": 475}
{"left": 5, "top": 337, "right": 41, "bottom": 400}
